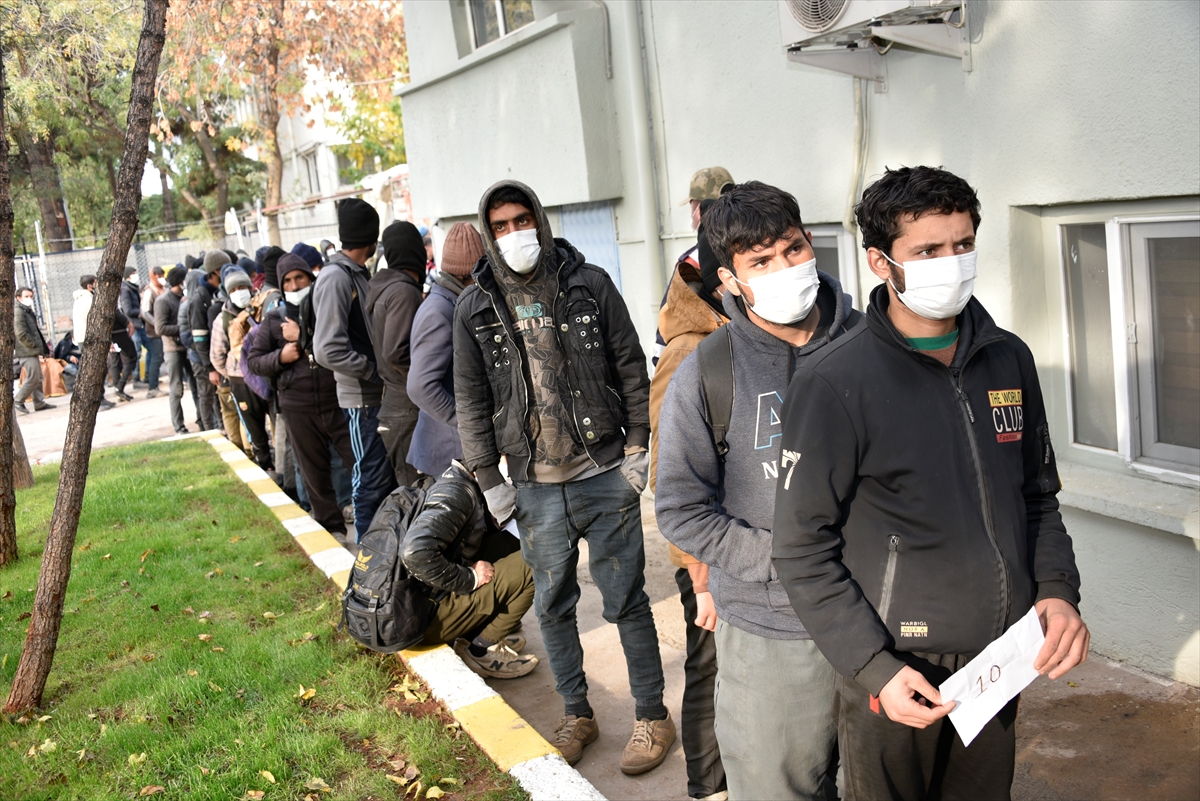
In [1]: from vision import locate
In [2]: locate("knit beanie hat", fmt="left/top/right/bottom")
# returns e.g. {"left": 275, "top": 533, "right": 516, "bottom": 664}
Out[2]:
{"left": 440, "top": 222, "right": 484, "bottom": 277}
{"left": 184, "top": 254, "right": 196, "bottom": 270}
{"left": 697, "top": 220, "right": 722, "bottom": 297}
{"left": 224, "top": 269, "right": 252, "bottom": 293}
{"left": 261, "top": 246, "right": 286, "bottom": 289}
{"left": 338, "top": 198, "right": 380, "bottom": 249}
{"left": 220, "top": 263, "right": 239, "bottom": 284}
{"left": 203, "top": 250, "right": 227, "bottom": 275}
{"left": 237, "top": 257, "right": 256, "bottom": 275}
{"left": 380, "top": 221, "right": 426, "bottom": 277}
{"left": 291, "top": 242, "right": 323, "bottom": 269}
{"left": 166, "top": 265, "right": 188, "bottom": 287}
{"left": 277, "top": 253, "right": 314, "bottom": 285}
{"left": 254, "top": 246, "right": 270, "bottom": 275}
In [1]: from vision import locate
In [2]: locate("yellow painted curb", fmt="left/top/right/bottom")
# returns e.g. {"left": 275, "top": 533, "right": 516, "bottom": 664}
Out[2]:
{"left": 294, "top": 530, "right": 342, "bottom": 557}
{"left": 270, "top": 503, "right": 310, "bottom": 522}
{"left": 453, "top": 695, "right": 561, "bottom": 771}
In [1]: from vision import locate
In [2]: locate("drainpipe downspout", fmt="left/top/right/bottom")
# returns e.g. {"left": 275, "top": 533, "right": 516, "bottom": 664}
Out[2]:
{"left": 620, "top": 0, "right": 666, "bottom": 309}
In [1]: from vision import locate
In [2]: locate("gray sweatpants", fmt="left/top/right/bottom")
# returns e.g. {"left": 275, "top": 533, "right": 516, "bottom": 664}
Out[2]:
{"left": 714, "top": 620, "right": 838, "bottom": 800}
{"left": 14, "top": 356, "right": 44, "bottom": 405}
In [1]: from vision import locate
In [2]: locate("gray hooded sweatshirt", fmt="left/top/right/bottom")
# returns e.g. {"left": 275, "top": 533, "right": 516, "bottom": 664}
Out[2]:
{"left": 312, "top": 251, "right": 384, "bottom": 408}
{"left": 654, "top": 274, "right": 862, "bottom": 639}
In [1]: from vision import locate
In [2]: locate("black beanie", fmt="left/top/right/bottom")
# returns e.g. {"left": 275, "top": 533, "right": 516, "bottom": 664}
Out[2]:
{"left": 261, "top": 246, "right": 286, "bottom": 289}
{"left": 277, "top": 253, "right": 314, "bottom": 285}
{"left": 697, "top": 221, "right": 722, "bottom": 297}
{"left": 338, "top": 198, "right": 380, "bottom": 249}
{"left": 166, "top": 265, "right": 188, "bottom": 288}
{"left": 380, "top": 221, "right": 426, "bottom": 277}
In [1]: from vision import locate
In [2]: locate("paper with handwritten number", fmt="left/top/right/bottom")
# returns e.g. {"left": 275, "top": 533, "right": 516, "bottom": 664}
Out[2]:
{"left": 503, "top": 518, "right": 520, "bottom": 540}
{"left": 939, "top": 607, "right": 1045, "bottom": 746}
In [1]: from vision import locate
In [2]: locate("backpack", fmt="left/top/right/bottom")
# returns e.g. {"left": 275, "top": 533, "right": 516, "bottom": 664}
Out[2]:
{"left": 239, "top": 315, "right": 273, "bottom": 400}
{"left": 695, "top": 325, "right": 734, "bottom": 459}
{"left": 341, "top": 486, "right": 435, "bottom": 653}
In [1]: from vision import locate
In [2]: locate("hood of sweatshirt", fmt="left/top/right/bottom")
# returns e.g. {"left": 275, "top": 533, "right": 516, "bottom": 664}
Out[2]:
{"left": 658, "top": 261, "right": 727, "bottom": 346}
{"left": 476, "top": 179, "right": 558, "bottom": 277}
{"left": 365, "top": 265, "right": 421, "bottom": 313}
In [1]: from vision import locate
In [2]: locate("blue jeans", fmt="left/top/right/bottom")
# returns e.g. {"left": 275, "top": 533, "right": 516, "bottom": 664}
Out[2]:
{"left": 135, "top": 330, "right": 163, "bottom": 390}
{"left": 343, "top": 405, "right": 399, "bottom": 542}
{"left": 514, "top": 467, "right": 665, "bottom": 713}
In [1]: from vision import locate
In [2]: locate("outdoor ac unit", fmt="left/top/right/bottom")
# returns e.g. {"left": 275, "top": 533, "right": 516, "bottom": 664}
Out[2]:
{"left": 780, "top": 0, "right": 971, "bottom": 91}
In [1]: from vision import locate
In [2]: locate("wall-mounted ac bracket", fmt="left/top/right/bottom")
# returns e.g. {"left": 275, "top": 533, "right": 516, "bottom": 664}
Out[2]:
{"left": 787, "top": 45, "right": 889, "bottom": 93}
{"left": 872, "top": 21, "right": 972, "bottom": 72}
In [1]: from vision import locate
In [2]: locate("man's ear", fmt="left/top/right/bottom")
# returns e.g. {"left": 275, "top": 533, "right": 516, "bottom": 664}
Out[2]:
{"left": 865, "top": 247, "right": 892, "bottom": 282}
{"left": 718, "top": 265, "right": 742, "bottom": 297}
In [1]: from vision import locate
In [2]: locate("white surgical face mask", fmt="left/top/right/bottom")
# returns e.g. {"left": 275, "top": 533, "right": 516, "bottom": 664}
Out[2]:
{"left": 734, "top": 258, "right": 820, "bottom": 325}
{"left": 884, "top": 250, "right": 977, "bottom": 321}
{"left": 230, "top": 288, "right": 252, "bottom": 309}
{"left": 285, "top": 285, "right": 311, "bottom": 305}
{"left": 19, "top": 297, "right": 34, "bottom": 309}
{"left": 495, "top": 229, "right": 541, "bottom": 275}
{"left": 128, "top": 273, "right": 140, "bottom": 285}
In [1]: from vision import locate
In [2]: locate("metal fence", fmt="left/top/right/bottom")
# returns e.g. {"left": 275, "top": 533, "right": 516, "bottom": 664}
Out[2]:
{"left": 13, "top": 221, "right": 339, "bottom": 347}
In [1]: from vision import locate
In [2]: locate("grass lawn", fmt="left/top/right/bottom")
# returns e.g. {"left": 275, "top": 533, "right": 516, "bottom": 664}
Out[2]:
{"left": 0, "top": 440, "right": 527, "bottom": 801}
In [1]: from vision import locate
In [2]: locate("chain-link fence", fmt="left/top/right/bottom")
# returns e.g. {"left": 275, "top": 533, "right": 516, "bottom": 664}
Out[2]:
{"left": 13, "top": 221, "right": 341, "bottom": 348}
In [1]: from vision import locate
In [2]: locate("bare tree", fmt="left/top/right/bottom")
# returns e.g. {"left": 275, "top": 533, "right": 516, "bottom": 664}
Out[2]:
{"left": 4, "top": 0, "right": 168, "bottom": 714}
{"left": 0, "top": 35, "right": 20, "bottom": 566}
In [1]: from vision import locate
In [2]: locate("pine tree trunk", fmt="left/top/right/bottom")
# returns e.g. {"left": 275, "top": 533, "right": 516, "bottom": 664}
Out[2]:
{"left": 0, "top": 39, "right": 19, "bottom": 567}
{"left": 12, "top": 418, "right": 34, "bottom": 491}
{"left": 22, "top": 137, "right": 73, "bottom": 253}
{"left": 3, "top": 0, "right": 168, "bottom": 714}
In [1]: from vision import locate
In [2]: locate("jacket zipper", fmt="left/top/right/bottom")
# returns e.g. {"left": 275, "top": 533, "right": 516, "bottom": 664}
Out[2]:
{"left": 878, "top": 534, "right": 899, "bottom": 625}
{"left": 552, "top": 267, "right": 598, "bottom": 468}
{"left": 479, "top": 282, "right": 532, "bottom": 466}
{"left": 950, "top": 368, "right": 1011, "bottom": 637}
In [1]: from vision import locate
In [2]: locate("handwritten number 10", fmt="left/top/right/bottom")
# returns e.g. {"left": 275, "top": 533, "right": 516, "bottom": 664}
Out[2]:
{"left": 975, "top": 665, "right": 1002, "bottom": 695}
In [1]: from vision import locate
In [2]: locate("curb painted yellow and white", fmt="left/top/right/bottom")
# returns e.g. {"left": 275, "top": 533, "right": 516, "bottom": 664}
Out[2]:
{"left": 181, "top": 431, "right": 606, "bottom": 801}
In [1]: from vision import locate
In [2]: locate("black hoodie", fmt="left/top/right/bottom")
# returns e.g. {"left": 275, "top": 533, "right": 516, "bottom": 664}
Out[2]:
{"left": 771, "top": 285, "right": 1080, "bottom": 695}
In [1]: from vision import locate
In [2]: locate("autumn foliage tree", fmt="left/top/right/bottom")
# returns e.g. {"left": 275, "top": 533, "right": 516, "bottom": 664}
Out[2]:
{"left": 161, "top": 0, "right": 408, "bottom": 246}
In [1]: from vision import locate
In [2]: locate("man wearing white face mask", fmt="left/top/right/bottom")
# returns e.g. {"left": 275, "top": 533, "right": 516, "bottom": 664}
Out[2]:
{"left": 211, "top": 268, "right": 274, "bottom": 470}
{"left": 656, "top": 181, "right": 861, "bottom": 799}
{"left": 453, "top": 180, "right": 670, "bottom": 775}
{"left": 773, "top": 166, "right": 1087, "bottom": 800}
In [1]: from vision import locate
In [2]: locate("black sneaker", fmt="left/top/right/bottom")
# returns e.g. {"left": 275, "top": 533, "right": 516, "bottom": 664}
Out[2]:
{"left": 33, "top": 401, "right": 56, "bottom": 411}
{"left": 115, "top": 391, "right": 133, "bottom": 403}
{"left": 99, "top": 399, "right": 116, "bottom": 411}
{"left": 15, "top": 402, "right": 29, "bottom": 415}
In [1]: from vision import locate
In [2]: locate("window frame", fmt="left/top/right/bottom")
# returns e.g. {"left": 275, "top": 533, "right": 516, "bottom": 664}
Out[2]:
{"left": 806, "top": 223, "right": 861, "bottom": 308}
{"left": 465, "top": 0, "right": 533, "bottom": 50}
{"left": 299, "top": 148, "right": 322, "bottom": 197}
{"left": 1052, "top": 206, "right": 1200, "bottom": 480}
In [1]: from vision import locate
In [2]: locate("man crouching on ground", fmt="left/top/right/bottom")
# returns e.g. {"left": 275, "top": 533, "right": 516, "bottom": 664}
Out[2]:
{"left": 400, "top": 462, "right": 539, "bottom": 678}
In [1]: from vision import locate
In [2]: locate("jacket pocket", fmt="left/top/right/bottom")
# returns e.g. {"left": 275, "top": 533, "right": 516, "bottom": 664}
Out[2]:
{"left": 1035, "top": 423, "right": 1061, "bottom": 493}
{"left": 877, "top": 535, "right": 900, "bottom": 626}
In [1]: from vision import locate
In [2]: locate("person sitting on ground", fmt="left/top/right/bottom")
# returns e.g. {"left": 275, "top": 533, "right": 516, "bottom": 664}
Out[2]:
{"left": 13, "top": 286, "right": 55, "bottom": 414}
{"left": 395, "top": 462, "right": 538, "bottom": 679}
{"left": 247, "top": 254, "right": 357, "bottom": 541}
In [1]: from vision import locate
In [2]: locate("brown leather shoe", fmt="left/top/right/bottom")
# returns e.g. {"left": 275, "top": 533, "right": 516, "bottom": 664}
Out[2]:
{"left": 552, "top": 715, "right": 599, "bottom": 765}
{"left": 620, "top": 712, "right": 676, "bottom": 775}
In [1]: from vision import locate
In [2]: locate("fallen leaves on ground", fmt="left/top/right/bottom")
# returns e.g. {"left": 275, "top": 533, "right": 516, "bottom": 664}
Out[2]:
{"left": 198, "top": 634, "right": 213, "bottom": 642}
{"left": 36, "top": 739, "right": 56, "bottom": 754}
{"left": 242, "top": 792, "right": 265, "bottom": 800}
{"left": 140, "top": 549, "right": 154, "bottom": 563}
{"left": 390, "top": 675, "right": 429, "bottom": 704}
{"left": 260, "top": 769, "right": 276, "bottom": 783}
{"left": 128, "top": 752, "right": 147, "bottom": 765}
{"left": 304, "top": 776, "right": 331, "bottom": 792}
{"left": 294, "top": 684, "right": 317, "bottom": 703}
{"left": 139, "top": 786, "right": 165, "bottom": 796}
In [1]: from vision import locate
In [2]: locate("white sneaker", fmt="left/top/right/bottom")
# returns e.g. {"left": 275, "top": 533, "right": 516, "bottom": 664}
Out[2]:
{"left": 453, "top": 638, "right": 538, "bottom": 679}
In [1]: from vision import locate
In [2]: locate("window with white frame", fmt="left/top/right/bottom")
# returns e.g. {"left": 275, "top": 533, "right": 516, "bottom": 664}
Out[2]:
{"left": 299, "top": 149, "right": 321, "bottom": 196}
{"left": 807, "top": 224, "right": 860, "bottom": 307}
{"left": 467, "top": 0, "right": 534, "bottom": 48}
{"left": 1060, "top": 213, "right": 1200, "bottom": 473}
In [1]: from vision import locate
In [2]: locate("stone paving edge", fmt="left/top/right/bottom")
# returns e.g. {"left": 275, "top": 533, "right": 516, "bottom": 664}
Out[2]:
{"left": 185, "top": 431, "right": 606, "bottom": 801}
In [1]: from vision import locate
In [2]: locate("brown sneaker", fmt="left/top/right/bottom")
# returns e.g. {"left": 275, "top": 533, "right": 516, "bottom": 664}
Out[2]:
{"left": 620, "top": 712, "right": 676, "bottom": 775}
{"left": 552, "top": 715, "right": 599, "bottom": 765}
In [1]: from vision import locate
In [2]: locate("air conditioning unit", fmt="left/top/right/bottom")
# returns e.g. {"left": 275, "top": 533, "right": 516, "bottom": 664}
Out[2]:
{"left": 780, "top": 0, "right": 971, "bottom": 91}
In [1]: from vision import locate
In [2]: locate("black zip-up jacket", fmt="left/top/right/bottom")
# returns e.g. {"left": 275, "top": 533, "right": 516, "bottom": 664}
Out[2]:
{"left": 119, "top": 280, "right": 143, "bottom": 329}
{"left": 453, "top": 238, "right": 650, "bottom": 492}
{"left": 400, "top": 463, "right": 494, "bottom": 598}
{"left": 246, "top": 305, "right": 341, "bottom": 415}
{"left": 188, "top": 280, "right": 217, "bottom": 371}
{"left": 772, "top": 285, "right": 1080, "bottom": 696}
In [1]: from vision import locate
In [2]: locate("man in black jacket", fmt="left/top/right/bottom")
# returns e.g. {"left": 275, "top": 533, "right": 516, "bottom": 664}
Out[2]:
{"left": 399, "top": 463, "right": 538, "bottom": 678}
{"left": 118, "top": 267, "right": 145, "bottom": 388}
{"left": 453, "top": 180, "right": 670, "bottom": 774}
{"left": 155, "top": 265, "right": 190, "bottom": 434}
{"left": 13, "top": 287, "right": 54, "bottom": 414}
{"left": 367, "top": 221, "right": 425, "bottom": 487}
{"left": 188, "top": 251, "right": 225, "bottom": 430}
{"left": 773, "top": 166, "right": 1088, "bottom": 800}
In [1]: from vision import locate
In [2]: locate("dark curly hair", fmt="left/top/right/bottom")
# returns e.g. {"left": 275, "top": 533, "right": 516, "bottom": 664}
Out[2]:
{"left": 702, "top": 181, "right": 805, "bottom": 270}
{"left": 855, "top": 166, "right": 981, "bottom": 256}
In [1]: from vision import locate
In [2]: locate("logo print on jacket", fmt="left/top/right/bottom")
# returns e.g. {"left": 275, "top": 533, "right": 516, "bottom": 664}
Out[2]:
{"left": 989, "top": 388, "right": 1023, "bottom": 443}
{"left": 781, "top": 449, "right": 801, "bottom": 490}
{"left": 755, "top": 391, "right": 784, "bottom": 450}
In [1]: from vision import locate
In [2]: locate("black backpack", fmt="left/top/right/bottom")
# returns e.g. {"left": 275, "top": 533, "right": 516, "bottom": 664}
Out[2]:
{"left": 695, "top": 325, "right": 735, "bottom": 459}
{"left": 341, "top": 486, "right": 434, "bottom": 653}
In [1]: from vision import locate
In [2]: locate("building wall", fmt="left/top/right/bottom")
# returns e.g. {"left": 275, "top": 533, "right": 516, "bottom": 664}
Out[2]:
{"left": 399, "top": 0, "right": 1200, "bottom": 684}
